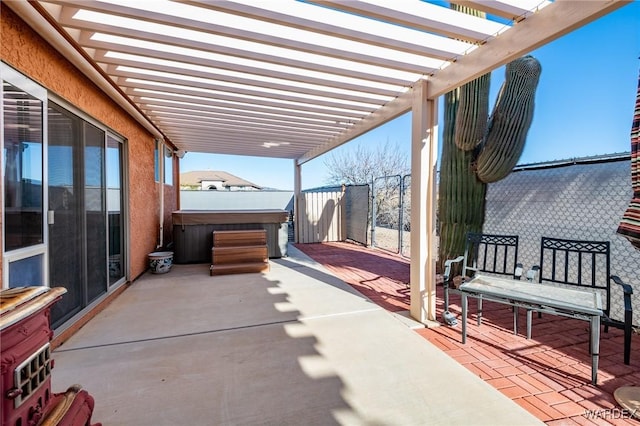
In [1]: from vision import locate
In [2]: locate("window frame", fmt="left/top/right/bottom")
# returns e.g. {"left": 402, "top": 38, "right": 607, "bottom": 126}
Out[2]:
{"left": 2, "top": 63, "right": 49, "bottom": 287}
{"left": 163, "top": 143, "right": 173, "bottom": 186}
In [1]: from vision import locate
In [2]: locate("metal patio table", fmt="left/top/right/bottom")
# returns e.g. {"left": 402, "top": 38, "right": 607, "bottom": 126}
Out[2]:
{"left": 459, "top": 274, "right": 603, "bottom": 385}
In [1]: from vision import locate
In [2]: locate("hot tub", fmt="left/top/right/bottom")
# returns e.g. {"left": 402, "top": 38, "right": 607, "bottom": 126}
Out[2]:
{"left": 172, "top": 209, "right": 289, "bottom": 264}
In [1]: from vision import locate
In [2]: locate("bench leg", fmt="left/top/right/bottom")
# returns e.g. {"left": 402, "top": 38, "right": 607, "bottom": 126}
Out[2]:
{"left": 444, "top": 285, "right": 450, "bottom": 312}
{"left": 461, "top": 293, "right": 468, "bottom": 344}
{"left": 526, "top": 310, "right": 532, "bottom": 340}
{"left": 624, "top": 310, "right": 632, "bottom": 365}
{"left": 590, "top": 315, "right": 600, "bottom": 386}
{"left": 513, "top": 306, "right": 519, "bottom": 335}
{"left": 477, "top": 295, "right": 483, "bottom": 326}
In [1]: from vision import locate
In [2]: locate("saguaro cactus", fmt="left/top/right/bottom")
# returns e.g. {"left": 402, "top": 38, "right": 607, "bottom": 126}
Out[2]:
{"left": 437, "top": 50, "right": 541, "bottom": 272}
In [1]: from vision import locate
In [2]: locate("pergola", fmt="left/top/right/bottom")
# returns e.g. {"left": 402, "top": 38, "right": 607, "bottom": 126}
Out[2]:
{"left": 6, "top": 0, "right": 630, "bottom": 324}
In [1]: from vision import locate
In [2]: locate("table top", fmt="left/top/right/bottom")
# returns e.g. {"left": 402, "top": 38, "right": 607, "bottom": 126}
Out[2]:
{"left": 459, "top": 274, "right": 603, "bottom": 316}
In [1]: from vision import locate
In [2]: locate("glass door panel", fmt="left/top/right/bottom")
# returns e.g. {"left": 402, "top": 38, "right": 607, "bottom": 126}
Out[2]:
{"left": 3, "top": 81, "right": 44, "bottom": 251}
{"left": 85, "top": 122, "right": 107, "bottom": 303}
{"left": 3, "top": 75, "right": 46, "bottom": 288}
{"left": 8, "top": 254, "right": 44, "bottom": 287}
{"left": 48, "top": 104, "right": 83, "bottom": 326}
{"left": 107, "top": 135, "right": 125, "bottom": 285}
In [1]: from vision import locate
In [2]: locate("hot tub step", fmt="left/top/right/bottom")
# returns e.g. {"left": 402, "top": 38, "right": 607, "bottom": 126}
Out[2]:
{"left": 213, "top": 229, "right": 267, "bottom": 247}
{"left": 210, "top": 262, "right": 270, "bottom": 276}
{"left": 210, "top": 229, "right": 269, "bottom": 276}
{"left": 211, "top": 245, "right": 268, "bottom": 265}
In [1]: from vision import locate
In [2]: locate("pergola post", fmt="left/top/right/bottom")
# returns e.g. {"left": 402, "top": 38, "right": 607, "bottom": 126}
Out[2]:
{"left": 293, "top": 160, "right": 302, "bottom": 243}
{"left": 410, "top": 80, "right": 439, "bottom": 324}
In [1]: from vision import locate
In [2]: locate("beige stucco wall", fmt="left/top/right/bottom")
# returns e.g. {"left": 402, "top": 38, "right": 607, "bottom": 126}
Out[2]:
{"left": 1, "top": 5, "right": 177, "bottom": 280}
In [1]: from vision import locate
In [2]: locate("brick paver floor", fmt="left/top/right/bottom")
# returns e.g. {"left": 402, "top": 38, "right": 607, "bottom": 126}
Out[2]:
{"left": 295, "top": 241, "right": 640, "bottom": 425}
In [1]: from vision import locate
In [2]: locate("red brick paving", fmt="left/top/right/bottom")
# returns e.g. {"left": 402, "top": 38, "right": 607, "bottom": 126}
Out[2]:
{"left": 295, "top": 241, "right": 640, "bottom": 425}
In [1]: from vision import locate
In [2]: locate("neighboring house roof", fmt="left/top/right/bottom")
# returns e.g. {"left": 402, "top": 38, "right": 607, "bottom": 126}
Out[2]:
{"left": 180, "top": 171, "right": 261, "bottom": 189}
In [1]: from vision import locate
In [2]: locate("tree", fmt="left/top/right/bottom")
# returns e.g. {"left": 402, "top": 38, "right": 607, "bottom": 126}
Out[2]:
{"left": 323, "top": 140, "right": 409, "bottom": 186}
{"left": 324, "top": 140, "right": 410, "bottom": 234}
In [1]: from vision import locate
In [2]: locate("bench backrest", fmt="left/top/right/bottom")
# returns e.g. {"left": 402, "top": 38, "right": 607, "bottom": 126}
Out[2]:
{"left": 538, "top": 237, "right": 611, "bottom": 316}
{"left": 462, "top": 233, "right": 520, "bottom": 279}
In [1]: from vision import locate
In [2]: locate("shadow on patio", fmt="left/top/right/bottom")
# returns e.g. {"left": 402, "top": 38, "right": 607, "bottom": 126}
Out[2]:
{"left": 296, "top": 241, "right": 640, "bottom": 425}
{"left": 51, "top": 245, "right": 539, "bottom": 425}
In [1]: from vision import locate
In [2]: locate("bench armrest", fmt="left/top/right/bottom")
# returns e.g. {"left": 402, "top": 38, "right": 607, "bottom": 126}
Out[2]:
{"left": 611, "top": 275, "right": 634, "bottom": 295}
{"left": 611, "top": 275, "right": 634, "bottom": 313}
{"left": 609, "top": 275, "right": 634, "bottom": 365}
{"left": 443, "top": 256, "right": 465, "bottom": 283}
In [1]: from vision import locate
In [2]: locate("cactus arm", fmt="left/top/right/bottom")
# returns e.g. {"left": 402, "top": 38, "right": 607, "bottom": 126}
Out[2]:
{"left": 475, "top": 56, "right": 542, "bottom": 183}
{"left": 455, "top": 73, "right": 490, "bottom": 151}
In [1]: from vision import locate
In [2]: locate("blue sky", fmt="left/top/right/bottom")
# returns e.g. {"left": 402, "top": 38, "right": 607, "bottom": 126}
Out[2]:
{"left": 180, "top": 2, "right": 640, "bottom": 191}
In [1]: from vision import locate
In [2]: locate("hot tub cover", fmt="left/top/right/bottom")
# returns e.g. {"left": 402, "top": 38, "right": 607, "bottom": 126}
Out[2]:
{"left": 172, "top": 210, "right": 289, "bottom": 225}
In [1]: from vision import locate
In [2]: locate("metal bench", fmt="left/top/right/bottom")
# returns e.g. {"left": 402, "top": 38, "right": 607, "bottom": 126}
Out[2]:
{"left": 526, "top": 236, "right": 634, "bottom": 365}
{"left": 443, "top": 232, "right": 522, "bottom": 326}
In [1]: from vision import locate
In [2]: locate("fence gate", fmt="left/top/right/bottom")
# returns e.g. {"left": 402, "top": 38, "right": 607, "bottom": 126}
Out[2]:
{"left": 401, "top": 175, "right": 411, "bottom": 257}
{"left": 371, "top": 174, "right": 411, "bottom": 256}
{"left": 371, "top": 175, "right": 401, "bottom": 253}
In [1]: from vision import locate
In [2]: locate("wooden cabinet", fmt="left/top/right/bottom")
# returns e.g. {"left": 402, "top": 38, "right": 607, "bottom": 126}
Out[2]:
{"left": 210, "top": 230, "right": 269, "bottom": 275}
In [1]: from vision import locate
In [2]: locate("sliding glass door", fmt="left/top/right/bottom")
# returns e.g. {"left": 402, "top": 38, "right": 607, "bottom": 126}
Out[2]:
{"left": 3, "top": 64, "right": 127, "bottom": 330}
{"left": 48, "top": 102, "right": 110, "bottom": 327}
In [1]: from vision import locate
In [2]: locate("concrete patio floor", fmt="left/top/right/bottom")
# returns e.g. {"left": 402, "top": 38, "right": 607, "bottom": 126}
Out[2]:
{"left": 51, "top": 245, "right": 542, "bottom": 426}
{"left": 295, "top": 242, "right": 640, "bottom": 425}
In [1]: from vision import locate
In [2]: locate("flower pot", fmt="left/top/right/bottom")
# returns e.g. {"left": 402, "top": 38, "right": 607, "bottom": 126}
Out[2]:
{"left": 148, "top": 251, "right": 173, "bottom": 274}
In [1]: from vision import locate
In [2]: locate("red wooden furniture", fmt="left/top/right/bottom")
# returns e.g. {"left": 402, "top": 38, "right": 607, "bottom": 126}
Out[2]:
{"left": 1, "top": 286, "right": 100, "bottom": 426}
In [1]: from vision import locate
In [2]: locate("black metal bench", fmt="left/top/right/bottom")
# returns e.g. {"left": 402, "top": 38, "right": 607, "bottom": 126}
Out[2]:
{"left": 443, "top": 232, "right": 522, "bottom": 325}
{"left": 527, "top": 236, "right": 634, "bottom": 365}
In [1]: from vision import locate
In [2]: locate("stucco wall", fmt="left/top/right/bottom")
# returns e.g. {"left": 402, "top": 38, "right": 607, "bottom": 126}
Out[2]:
{"left": 1, "top": 5, "right": 171, "bottom": 279}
